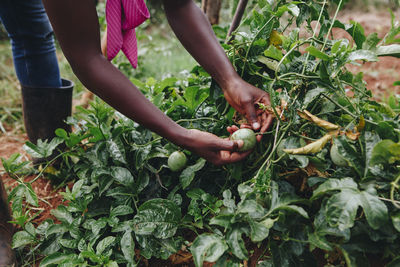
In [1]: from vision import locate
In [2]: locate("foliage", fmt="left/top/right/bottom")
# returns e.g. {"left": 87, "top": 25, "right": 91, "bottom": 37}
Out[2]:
{"left": 3, "top": 0, "right": 400, "bottom": 266}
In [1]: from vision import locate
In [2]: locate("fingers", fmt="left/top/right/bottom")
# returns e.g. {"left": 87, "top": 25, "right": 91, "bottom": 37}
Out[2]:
{"left": 216, "top": 138, "right": 244, "bottom": 151}
{"left": 219, "top": 149, "right": 252, "bottom": 164}
{"left": 227, "top": 125, "right": 239, "bottom": 135}
{"left": 244, "top": 102, "right": 261, "bottom": 130}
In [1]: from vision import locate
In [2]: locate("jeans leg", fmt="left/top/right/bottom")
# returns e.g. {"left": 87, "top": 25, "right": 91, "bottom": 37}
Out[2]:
{"left": 0, "top": 0, "right": 62, "bottom": 88}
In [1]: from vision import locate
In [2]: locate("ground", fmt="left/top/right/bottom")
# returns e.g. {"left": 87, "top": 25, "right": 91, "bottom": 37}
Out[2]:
{"left": 0, "top": 7, "right": 399, "bottom": 266}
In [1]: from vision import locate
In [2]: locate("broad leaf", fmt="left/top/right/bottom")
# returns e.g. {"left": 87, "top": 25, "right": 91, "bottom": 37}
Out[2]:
{"left": 191, "top": 234, "right": 228, "bottom": 267}
{"left": 133, "top": 199, "right": 181, "bottom": 239}
{"left": 180, "top": 159, "right": 206, "bottom": 189}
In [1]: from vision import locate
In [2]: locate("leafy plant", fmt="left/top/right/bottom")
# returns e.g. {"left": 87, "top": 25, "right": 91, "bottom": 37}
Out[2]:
{"left": 4, "top": 1, "right": 400, "bottom": 266}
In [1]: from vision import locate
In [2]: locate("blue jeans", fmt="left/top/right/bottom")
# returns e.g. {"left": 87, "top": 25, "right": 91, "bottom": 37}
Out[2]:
{"left": 0, "top": 0, "right": 61, "bottom": 88}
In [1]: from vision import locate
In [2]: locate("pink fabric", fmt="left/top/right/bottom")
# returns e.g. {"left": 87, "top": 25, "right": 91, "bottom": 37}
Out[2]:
{"left": 106, "top": 0, "right": 150, "bottom": 68}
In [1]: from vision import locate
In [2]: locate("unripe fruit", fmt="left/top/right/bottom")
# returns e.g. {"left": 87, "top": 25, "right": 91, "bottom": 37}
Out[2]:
{"left": 168, "top": 151, "right": 187, "bottom": 172}
{"left": 230, "top": 129, "right": 257, "bottom": 152}
{"left": 330, "top": 143, "right": 348, "bottom": 167}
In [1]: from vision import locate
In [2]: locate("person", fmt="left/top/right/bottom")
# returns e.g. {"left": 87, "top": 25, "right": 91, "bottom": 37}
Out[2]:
{"left": 0, "top": 0, "right": 74, "bottom": 265}
{"left": 2, "top": 0, "right": 274, "bottom": 265}
{"left": 42, "top": 0, "right": 274, "bottom": 163}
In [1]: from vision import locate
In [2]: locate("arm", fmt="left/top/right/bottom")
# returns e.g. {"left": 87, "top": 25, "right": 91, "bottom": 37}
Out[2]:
{"left": 163, "top": 0, "right": 273, "bottom": 138}
{"left": 41, "top": 0, "right": 248, "bottom": 165}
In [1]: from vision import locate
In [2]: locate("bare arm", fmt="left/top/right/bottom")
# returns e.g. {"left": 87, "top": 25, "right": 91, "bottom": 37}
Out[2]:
{"left": 163, "top": 0, "right": 273, "bottom": 135}
{"left": 41, "top": 0, "right": 248, "bottom": 165}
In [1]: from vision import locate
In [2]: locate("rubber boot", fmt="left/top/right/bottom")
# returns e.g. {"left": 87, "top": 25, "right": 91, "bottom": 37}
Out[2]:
{"left": 21, "top": 79, "right": 74, "bottom": 163}
{"left": 0, "top": 180, "right": 16, "bottom": 267}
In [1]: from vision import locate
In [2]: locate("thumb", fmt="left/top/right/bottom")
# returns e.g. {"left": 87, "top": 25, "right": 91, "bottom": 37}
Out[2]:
{"left": 245, "top": 103, "right": 260, "bottom": 130}
{"left": 217, "top": 139, "right": 244, "bottom": 151}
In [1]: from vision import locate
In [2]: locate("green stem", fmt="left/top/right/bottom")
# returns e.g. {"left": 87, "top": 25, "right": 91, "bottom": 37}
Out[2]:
{"left": 241, "top": 16, "right": 276, "bottom": 77}
{"left": 390, "top": 173, "right": 400, "bottom": 209}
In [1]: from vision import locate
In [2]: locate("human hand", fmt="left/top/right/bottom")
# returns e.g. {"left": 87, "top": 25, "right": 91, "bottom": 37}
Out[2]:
{"left": 182, "top": 129, "right": 252, "bottom": 166}
{"left": 223, "top": 78, "right": 273, "bottom": 141}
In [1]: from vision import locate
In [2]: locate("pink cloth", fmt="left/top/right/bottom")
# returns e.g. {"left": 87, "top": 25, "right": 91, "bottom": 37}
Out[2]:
{"left": 106, "top": 0, "right": 150, "bottom": 68}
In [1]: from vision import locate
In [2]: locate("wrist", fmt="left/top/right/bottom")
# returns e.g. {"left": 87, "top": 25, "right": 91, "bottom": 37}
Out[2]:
{"left": 164, "top": 125, "right": 192, "bottom": 149}
{"left": 219, "top": 74, "right": 242, "bottom": 92}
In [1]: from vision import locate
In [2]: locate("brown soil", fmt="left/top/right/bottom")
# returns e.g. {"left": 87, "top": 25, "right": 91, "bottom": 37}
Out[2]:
{"left": 0, "top": 134, "right": 66, "bottom": 226}
{"left": 334, "top": 10, "right": 400, "bottom": 100}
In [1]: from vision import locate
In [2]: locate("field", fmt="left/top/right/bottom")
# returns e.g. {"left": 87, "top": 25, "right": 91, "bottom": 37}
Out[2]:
{"left": 1, "top": 1, "right": 400, "bottom": 266}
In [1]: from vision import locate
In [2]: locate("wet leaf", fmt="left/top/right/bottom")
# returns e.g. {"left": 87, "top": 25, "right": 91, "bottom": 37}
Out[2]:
{"left": 191, "top": 234, "right": 228, "bottom": 267}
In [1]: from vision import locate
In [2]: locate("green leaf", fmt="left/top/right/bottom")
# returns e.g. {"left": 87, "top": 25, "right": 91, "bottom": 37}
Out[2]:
{"left": 359, "top": 190, "right": 388, "bottom": 229}
{"left": 362, "top": 33, "right": 381, "bottom": 50}
{"left": 334, "top": 20, "right": 366, "bottom": 48}
{"left": 25, "top": 183, "right": 38, "bottom": 207}
{"left": 376, "top": 44, "right": 400, "bottom": 58}
{"left": 312, "top": 178, "right": 357, "bottom": 200}
{"left": 96, "top": 236, "right": 116, "bottom": 254}
{"left": 305, "top": 46, "right": 331, "bottom": 61}
{"left": 191, "top": 234, "right": 228, "bottom": 267}
{"left": 107, "top": 139, "right": 126, "bottom": 164}
{"left": 308, "top": 232, "right": 333, "bottom": 251}
{"left": 335, "top": 136, "right": 363, "bottom": 176}
{"left": 387, "top": 256, "right": 400, "bottom": 267}
{"left": 392, "top": 213, "right": 400, "bottom": 232}
{"left": 12, "top": 230, "right": 35, "bottom": 248}
{"left": 326, "top": 189, "right": 360, "bottom": 230}
{"left": 51, "top": 205, "right": 73, "bottom": 225}
{"left": 133, "top": 199, "right": 181, "bottom": 239}
{"left": 180, "top": 158, "right": 206, "bottom": 189}
{"left": 264, "top": 45, "right": 283, "bottom": 61}
{"left": 258, "top": 56, "right": 279, "bottom": 71}
{"left": 348, "top": 50, "right": 377, "bottom": 62}
{"left": 237, "top": 199, "right": 265, "bottom": 219}
{"left": 227, "top": 227, "right": 248, "bottom": 260}
{"left": 370, "top": 140, "right": 400, "bottom": 165}
{"left": 121, "top": 231, "right": 136, "bottom": 263}
{"left": 248, "top": 220, "right": 270, "bottom": 242}
{"left": 45, "top": 224, "right": 68, "bottom": 238}
{"left": 110, "top": 205, "right": 134, "bottom": 218}
{"left": 40, "top": 253, "right": 77, "bottom": 267}
{"left": 303, "top": 87, "right": 328, "bottom": 108}
{"left": 210, "top": 214, "right": 234, "bottom": 230}
{"left": 23, "top": 138, "right": 63, "bottom": 159}
{"left": 111, "top": 167, "right": 134, "bottom": 186}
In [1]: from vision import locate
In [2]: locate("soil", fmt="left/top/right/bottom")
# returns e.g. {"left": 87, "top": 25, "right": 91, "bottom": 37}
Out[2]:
{"left": 0, "top": 134, "right": 66, "bottom": 226}
{"left": 0, "top": 8, "right": 398, "bottom": 267}
{"left": 332, "top": 9, "right": 400, "bottom": 100}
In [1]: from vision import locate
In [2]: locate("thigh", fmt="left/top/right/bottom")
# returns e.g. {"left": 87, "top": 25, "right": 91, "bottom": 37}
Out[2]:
{"left": 0, "top": 0, "right": 54, "bottom": 40}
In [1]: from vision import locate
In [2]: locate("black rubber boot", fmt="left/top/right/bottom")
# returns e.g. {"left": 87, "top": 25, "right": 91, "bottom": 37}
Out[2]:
{"left": 0, "top": 180, "right": 16, "bottom": 267}
{"left": 21, "top": 79, "right": 73, "bottom": 145}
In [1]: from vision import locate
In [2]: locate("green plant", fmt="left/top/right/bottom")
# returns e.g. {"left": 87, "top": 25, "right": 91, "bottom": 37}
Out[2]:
{"left": 4, "top": 1, "right": 400, "bottom": 266}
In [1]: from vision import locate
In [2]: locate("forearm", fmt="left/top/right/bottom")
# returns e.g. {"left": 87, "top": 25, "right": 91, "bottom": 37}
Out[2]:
{"left": 163, "top": 0, "right": 240, "bottom": 89}
{"left": 72, "top": 55, "right": 189, "bottom": 145}
{"left": 42, "top": 0, "right": 189, "bottom": 147}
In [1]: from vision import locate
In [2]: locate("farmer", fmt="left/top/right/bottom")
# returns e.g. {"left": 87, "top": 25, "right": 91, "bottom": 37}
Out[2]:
{"left": 0, "top": 0, "right": 74, "bottom": 265}
{"left": 41, "top": 0, "right": 273, "bottom": 162}
{"left": 0, "top": 0, "right": 273, "bottom": 265}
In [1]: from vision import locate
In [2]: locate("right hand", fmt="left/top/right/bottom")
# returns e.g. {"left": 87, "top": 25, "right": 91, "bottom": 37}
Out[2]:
{"left": 182, "top": 129, "right": 252, "bottom": 166}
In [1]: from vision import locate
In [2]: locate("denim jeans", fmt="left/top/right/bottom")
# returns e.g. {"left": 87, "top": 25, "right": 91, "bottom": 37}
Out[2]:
{"left": 0, "top": 0, "right": 61, "bottom": 87}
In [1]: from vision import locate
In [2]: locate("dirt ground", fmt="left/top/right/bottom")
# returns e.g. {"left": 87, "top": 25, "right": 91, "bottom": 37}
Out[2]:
{"left": 0, "top": 8, "right": 398, "bottom": 266}
{"left": 0, "top": 134, "right": 66, "bottom": 225}
{"left": 333, "top": 9, "right": 400, "bottom": 100}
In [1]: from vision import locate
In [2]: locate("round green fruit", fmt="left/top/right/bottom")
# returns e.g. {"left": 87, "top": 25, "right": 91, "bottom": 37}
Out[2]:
{"left": 230, "top": 128, "right": 257, "bottom": 152}
{"left": 330, "top": 143, "right": 348, "bottom": 167}
{"left": 168, "top": 151, "right": 187, "bottom": 172}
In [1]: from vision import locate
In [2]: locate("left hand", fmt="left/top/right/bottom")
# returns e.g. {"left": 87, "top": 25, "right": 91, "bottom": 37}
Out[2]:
{"left": 223, "top": 78, "right": 274, "bottom": 141}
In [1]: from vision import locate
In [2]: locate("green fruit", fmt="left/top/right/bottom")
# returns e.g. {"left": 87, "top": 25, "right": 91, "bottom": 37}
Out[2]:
{"left": 230, "top": 128, "right": 257, "bottom": 152}
{"left": 168, "top": 151, "right": 187, "bottom": 172}
{"left": 330, "top": 143, "right": 348, "bottom": 167}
